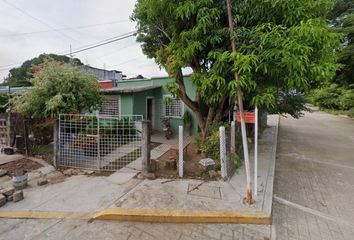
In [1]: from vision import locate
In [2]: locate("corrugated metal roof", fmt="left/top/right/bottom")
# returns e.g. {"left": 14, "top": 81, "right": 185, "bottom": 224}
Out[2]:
{"left": 0, "top": 87, "right": 30, "bottom": 94}
{"left": 100, "top": 85, "right": 160, "bottom": 94}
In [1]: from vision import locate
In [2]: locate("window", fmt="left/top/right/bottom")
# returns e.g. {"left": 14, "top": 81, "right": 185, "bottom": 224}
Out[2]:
{"left": 100, "top": 97, "right": 120, "bottom": 115}
{"left": 163, "top": 95, "right": 183, "bottom": 118}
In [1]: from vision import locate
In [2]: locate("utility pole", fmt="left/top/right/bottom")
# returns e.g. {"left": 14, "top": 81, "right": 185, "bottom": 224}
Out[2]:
{"left": 225, "top": 0, "right": 253, "bottom": 204}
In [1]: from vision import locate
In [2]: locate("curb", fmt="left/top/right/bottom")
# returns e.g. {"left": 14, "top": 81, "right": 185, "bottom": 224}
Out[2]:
{"left": 0, "top": 211, "right": 91, "bottom": 220}
{"left": 0, "top": 209, "right": 270, "bottom": 224}
{"left": 93, "top": 209, "right": 271, "bottom": 224}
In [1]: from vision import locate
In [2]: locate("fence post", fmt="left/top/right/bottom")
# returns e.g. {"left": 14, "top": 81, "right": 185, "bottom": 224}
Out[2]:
{"left": 220, "top": 126, "right": 227, "bottom": 180}
{"left": 53, "top": 118, "right": 59, "bottom": 167}
{"left": 96, "top": 114, "right": 101, "bottom": 170}
{"left": 254, "top": 107, "right": 258, "bottom": 196}
{"left": 142, "top": 120, "right": 151, "bottom": 172}
{"left": 178, "top": 125, "right": 183, "bottom": 178}
{"left": 231, "top": 121, "right": 235, "bottom": 154}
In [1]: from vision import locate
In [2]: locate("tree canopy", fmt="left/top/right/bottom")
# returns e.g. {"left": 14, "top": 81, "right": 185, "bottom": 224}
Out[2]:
{"left": 132, "top": 0, "right": 341, "bottom": 136}
{"left": 329, "top": 0, "right": 354, "bottom": 86}
{"left": 4, "top": 53, "right": 83, "bottom": 87}
{"left": 310, "top": 0, "right": 354, "bottom": 116}
{"left": 13, "top": 59, "right": 102, "bottom": 119}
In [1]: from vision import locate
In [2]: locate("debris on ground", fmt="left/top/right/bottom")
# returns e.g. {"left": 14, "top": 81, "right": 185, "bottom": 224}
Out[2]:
{"left": 0, "top": 158, "right": 42, "bottom": 176}
{"left": 1, "top": 186, "right": 15, "bottom": 197}
{"left": 37, "top": 178, "right": 48, "bottom": 186}
{"left": 0, "top": 186, "right": 24, "bottom": 206}
{"left": 0, "top": 194, "right": 5, "bottom": 207}
{"left": 13, "top": 190, "right": 24, "bottom": 202}
{"left": 0, "top": 169, "right": 7, "bottom": 177}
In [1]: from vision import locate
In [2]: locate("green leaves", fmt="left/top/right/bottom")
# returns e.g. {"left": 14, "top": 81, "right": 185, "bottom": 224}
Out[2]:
{"left": 13, "top": 59, "right": 102, "bottom": 119}
{"left": 133, "top": 0, "right": 341, "bottom": 120}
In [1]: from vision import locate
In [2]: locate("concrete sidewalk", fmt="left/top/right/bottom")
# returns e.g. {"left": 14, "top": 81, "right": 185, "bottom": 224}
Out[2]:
{"left": 0, "top": 115, "right": 279, "bottom": 239}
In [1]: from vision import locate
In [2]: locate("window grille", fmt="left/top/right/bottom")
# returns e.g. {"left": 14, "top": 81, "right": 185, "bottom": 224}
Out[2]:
{"left": 100, "top": 97, "right": 120, "bottom": 115}
{"left": 163, "top": 95, "right": 183, "bottom": 118}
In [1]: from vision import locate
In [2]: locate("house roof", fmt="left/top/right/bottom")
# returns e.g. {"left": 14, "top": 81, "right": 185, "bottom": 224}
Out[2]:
{"left": 100, "top": 85, "right": 160, "bottom": 94}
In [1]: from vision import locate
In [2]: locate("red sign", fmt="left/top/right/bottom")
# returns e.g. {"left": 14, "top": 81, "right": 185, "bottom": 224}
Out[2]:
{"left": 236, "top": 112, "right": 255, "bottom": 124}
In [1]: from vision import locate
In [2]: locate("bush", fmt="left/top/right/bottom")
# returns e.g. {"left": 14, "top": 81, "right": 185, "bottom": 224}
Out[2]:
{"left": 311, "top": 84, "right": 354, "bottom": 111}
{"left": 194, "top": 123, "right": 230, "bottom": 160}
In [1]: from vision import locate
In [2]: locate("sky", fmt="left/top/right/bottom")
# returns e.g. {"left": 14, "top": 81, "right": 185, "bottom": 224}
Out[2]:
{"left": 0, "top": 0, "right": 169, "bottom": 81}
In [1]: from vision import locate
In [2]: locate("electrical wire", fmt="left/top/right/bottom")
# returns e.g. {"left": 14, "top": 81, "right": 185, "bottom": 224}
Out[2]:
{"left": 0, "top": 31, "right": 137, "bottom": 70}
{"left": 1, "top": 0, "right": 82, "bottom": 44}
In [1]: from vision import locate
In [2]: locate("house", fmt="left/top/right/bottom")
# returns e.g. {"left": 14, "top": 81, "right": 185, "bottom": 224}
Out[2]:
{"left": 99, "top": 76, "right": 199, "bottom": 135}
{"left": 82, "top": 65, "right": 124, "bottom": 88}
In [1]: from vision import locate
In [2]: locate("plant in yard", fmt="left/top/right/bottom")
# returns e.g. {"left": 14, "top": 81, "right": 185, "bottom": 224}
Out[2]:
{"left": 13, "top": 58, "right": 102, "bottom": 119}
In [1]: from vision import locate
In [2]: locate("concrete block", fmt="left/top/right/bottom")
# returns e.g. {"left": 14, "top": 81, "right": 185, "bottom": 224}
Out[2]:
{"left": 13, "top": 190, "right": 24, "bottom": 202}
{"left": 6, "top": 195, "right": 13, "bottom": 202}
{"left": 1, "top": 186, "right": 15, "bottom": 197}
{"left": 142, "top": 171, "right": 156, "bottom": 180}
{"left": 208, "top": 170, "right": 218, "bottom": 178}
{"left": 0, "top": 169, "right": 7, "bottom": 177}
{"left": 0, "top": 194, "right": 5, "bottom": 207}
{"left": 37, "top": 178, "right": 48, "bottom": 186}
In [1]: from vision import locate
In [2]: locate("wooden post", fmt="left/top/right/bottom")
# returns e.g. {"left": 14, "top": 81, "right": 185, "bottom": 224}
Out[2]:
{"left": 23, "top": 118, "right": 29, "bottom": 156}
{"left": 53, "top": 118, "right": 59, "bottom": 167}
{"left": 225, "top": 0, "right": 253, "bottom": 204}
{"left": 142, "top": 120, "right": 151, "bottom": 172}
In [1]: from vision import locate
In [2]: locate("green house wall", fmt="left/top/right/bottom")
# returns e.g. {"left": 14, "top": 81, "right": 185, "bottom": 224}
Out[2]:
{"left": 104, "top": 76, "right": 199, "bottom": 135}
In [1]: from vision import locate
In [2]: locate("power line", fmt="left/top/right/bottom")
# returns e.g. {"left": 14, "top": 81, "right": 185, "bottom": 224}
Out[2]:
{"left": 1, "top": 0, "right": 82, "bottom": 44}
{"left": 0, "top": 31, "right": 138, "bottom": 70}
{"left": 0, "top": 20, "right": 130, "bottom": 38}
{"left": 61, "top": 32, "right": 137, "bottom": 56}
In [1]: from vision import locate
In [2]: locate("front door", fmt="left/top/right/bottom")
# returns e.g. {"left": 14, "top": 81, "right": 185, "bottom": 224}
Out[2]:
{"left": 146, "top": 97, "right": 154, "bottom": 128}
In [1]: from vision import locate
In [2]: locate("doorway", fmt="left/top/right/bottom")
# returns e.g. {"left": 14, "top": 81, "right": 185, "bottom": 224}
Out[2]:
{"left": 146, "top": 97, "right": 154, "bottom": 128}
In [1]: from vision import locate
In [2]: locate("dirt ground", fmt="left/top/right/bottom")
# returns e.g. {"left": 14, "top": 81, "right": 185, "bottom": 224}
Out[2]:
{"left": 155, "top": 143, "right": 221, "bottom": 180}
{"left": 0, "top": 158, "right": 42, "bottom": 176}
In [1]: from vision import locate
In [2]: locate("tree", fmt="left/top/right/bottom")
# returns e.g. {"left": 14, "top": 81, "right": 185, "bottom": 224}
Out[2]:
{"left": 329, "top": 0, "right": 354, "bottom": 86}
{"left": 5, "top": 54, "right": 83, "bottom": 87}
{"left": 132, "top": 0, "right": 341, "bottom": 139}
{"left": 13, "top": 59, "right": 102, "bottom": 119}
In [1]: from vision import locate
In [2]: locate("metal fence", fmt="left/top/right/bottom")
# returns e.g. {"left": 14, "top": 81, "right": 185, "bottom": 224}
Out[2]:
{"left": 0, "top": 119, "right": 6, "bottom": 147}
{"left": 56, "top": 114, "right": 143, "bottom": 171}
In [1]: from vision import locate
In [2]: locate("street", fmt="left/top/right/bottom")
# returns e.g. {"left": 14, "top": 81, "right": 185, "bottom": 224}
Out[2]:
{"left": 273, "top": 110, "right": 354, "bottom": 239}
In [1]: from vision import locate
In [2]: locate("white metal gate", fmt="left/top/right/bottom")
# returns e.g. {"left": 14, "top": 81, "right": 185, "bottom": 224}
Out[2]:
{"left": 57, "top": 114, "right": 143, "bottom": 171}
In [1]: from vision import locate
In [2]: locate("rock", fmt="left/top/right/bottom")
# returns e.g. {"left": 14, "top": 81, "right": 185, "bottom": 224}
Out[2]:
{"left": 142, "top": 171, "right": 156, "bottom": 180}
{"left": 13, "top": 190, "right": 24, "bottom": 202}
{"left": 37, "top": 178, "right": 48, "bottom": 186}
{"left": 136, "top": 173, "right": 145, "bottom": 179}
{"left": 83, "top": 170, "right": 94, "bottom": 175}
{"left": 64, "top": 169, "right": 80, "bottom": 176}
{"left": 1, "top": 187, "right": 15, "bottom": 197}
{"left": 6, "top": 195, "right": 13, "bottom": 202}
{"left": 208, "top": 170, "right": 218, "bottom": 178}
{"left": 217, "top": 170, "right": 222, "bottom": 176}
{"left": 0, "top": 194, "right": 6, "bottom": 207}
{"left": 199, "top": 158, "right": 215, "bottom": 171}
{"left": 0, "top": 169, "right": 7, "bottom": 177}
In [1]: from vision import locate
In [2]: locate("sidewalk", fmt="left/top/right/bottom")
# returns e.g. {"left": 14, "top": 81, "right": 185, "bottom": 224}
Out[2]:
{"left": 0, "top": 115, "right": 279, "bottom": 225}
